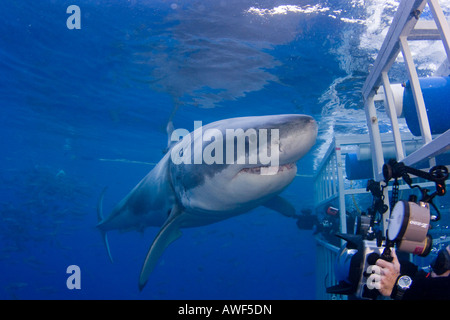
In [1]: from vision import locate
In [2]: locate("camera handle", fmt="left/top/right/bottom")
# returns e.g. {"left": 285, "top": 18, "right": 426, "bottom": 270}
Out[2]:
{"left": 366, "top": 243, "right": 394, "bottom": 266}
{"left": 381, "top": 242, "right": 394, "bottom": 262}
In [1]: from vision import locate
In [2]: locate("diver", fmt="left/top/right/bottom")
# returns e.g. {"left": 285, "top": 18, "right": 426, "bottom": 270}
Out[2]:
{"left": 310, "top": 206, "right": 341, "bottom": 246}
{"left": 376, "top": 245, "right": 450, "bottom": 300}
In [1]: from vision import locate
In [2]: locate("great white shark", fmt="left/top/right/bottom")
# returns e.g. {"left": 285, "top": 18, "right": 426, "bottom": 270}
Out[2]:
{"left": 97, "top": 114, "right": 317, "bottom": 291}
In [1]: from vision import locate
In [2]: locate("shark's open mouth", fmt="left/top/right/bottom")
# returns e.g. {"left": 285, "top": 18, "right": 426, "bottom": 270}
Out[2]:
{"left": 239, "top": 163, "right": 296, "bottom": 175}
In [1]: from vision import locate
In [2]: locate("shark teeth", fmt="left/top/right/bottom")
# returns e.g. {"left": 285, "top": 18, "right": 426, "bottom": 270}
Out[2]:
{"left": 239, "top": 163, "right": 295, "bottom": 175}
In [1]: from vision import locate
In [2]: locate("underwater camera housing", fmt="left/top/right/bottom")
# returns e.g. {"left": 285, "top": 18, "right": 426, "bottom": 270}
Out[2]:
{"left": 327, "top": 234, "right": 389, "bottom": 300}
{"left": 327, "top": 160, "right": 448, "bottom": 299}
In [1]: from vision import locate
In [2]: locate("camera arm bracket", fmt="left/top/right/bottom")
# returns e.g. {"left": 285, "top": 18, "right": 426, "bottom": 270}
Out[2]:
{"left": 382, "top": 159, "right": 448, "bottom": 221}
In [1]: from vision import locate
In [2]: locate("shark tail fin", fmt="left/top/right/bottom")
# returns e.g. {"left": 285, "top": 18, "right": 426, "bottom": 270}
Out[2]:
{"left": 138, "top": 204, "right": 183, "bottom": 291}
{"left": 97, "top": 187, "right": 114, "bottom": 263}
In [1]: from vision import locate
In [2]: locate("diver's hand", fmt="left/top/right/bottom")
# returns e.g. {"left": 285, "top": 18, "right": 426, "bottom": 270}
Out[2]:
{"left": 375, "top": 248, "right": 401, "bottom": 297}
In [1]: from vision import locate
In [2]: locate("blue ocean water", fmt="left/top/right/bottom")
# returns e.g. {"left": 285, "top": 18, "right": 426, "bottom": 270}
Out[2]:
{"left": 0, "top": 0, "right": 448, "bottom": 300}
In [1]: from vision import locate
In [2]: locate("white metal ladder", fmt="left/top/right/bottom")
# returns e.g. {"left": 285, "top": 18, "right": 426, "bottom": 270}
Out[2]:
{"left": 363, "top": 0, "right": 450, "bottom": 182}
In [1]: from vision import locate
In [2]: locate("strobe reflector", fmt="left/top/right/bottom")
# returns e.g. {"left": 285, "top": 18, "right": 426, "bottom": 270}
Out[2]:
{"left": 388, "top": 201, "right": 432, "bottom": 256}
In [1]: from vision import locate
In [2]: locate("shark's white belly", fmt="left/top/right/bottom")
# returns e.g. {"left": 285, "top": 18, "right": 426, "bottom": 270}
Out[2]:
{"left": 179, "top": 164, "right": 298, "bottom": 218}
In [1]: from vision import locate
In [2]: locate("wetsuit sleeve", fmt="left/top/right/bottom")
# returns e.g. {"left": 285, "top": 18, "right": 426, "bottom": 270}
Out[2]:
{"left": 398, "top": 275, "right": 450, "bottom": 300}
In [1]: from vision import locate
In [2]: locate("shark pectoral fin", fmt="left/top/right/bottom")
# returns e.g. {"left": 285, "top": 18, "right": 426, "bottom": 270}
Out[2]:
{"left": 263, "top": 195, "right": 297, "bottom": 218}
{"left": 138, "top": 205, "right": 184, "bottom": 291}
{"left": 97, "top": 187, "right": 113, "bottom": 263}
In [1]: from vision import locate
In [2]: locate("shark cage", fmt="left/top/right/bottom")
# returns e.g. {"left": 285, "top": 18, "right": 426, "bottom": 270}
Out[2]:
{"left": 313, "top": 0, "right": 450, "bottom": 300}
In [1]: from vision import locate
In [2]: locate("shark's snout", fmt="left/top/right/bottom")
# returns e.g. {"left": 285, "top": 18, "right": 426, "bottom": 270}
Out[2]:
{"left": 235, "top": 115, "right": 317, "bottom": 177}
{"left": 275, "top": 115, "right": 318, "bottom": 165}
